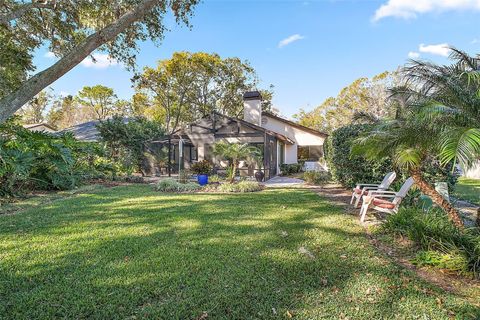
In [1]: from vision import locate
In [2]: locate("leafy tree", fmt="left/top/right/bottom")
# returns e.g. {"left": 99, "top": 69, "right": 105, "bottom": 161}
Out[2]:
{"left": 354, "top": 48, "right": 480, "bottom": 229}
{"left": 17, "top": 90, "right": 52, "bottom": 124}
{"left": 212, "top": 141, "right": 260, "bottom": 183}
{"left": 96, "top": 115, "right": 165, "bottom": 175}
{"left": 76, "top": 85, "right": 118, "bottom": 120}
{"left": 0, "top": 30, "right": 33, "bottom": 99}
{"left": 134, "top": 52, "right": 271, "bottom": 133}
{"left": 294, "top": 72, "right": 398, "bottom": 133}
{"left": 0, "top": 0, "right": 199, "bottom": 123}
{"left": 47, "top": 95, "right": 78, "bottom": 129}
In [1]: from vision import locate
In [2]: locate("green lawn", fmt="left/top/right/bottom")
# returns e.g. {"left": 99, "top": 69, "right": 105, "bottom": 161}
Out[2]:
{"left": 455, "top": 177, "right": 480, "bottom": 205}
{"left": 0, "top": 185, "right": 478, "bottom": 319}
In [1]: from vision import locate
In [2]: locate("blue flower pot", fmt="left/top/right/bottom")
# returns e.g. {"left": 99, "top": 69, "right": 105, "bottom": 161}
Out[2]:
{"left": 197, "top": 174, "right": 208, "bottom": 186}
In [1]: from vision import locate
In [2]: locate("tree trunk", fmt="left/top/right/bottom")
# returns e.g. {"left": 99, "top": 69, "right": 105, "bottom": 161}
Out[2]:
{"left": 0, "top": 0, "right": 160, "bottom": 123}
{"left": 229, "top": 161, "right": 238, "bottom": 184}
{"left": 410, "top": 168, "right": 464, "bottom": 229}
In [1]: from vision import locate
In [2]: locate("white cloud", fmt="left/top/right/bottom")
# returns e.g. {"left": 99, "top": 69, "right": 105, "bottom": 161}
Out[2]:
{"left": 44, "top": 51, "right": 120, "bottom": 69}
{"left": 278, "top": 34, "right": 305, "bottom": 48}
{"left": 373, "top": 0, "right": 480, "bottom": 21}
{"left": 44, "top": 51, "right": 56, "bottom": 58}
{"left": 408, "top": 51, "right": 420, "bottom": 59}
{"left": 80, "top": 53, "right": 120, "bottom": 69}
{"left": 471, "top": 38, "right": 480, "bottom": 44}
{"left": 419, "top": 43, "right": 450, "bottom": 57}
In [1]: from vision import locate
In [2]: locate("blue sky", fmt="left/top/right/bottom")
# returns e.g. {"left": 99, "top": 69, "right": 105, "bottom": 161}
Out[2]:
{"left": 36, "top": 0, "right": 480, "bottom": 118}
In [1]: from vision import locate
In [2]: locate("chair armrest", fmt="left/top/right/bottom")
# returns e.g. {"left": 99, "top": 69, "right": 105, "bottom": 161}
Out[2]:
{"left": 368, "top": 190, "right": 397, "bottom": 196}
{"left": 371, "top": 194, "right": 396, "bottom": 199}
{"left": 356, "top": 183, "right": 381, "bottom": 187}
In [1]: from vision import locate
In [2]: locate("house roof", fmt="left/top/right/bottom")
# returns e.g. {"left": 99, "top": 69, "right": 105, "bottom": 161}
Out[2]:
{"left": 262, "top": 112, "right": 329, "bottom": 138}
{"left": 215, "top": 112, "right": 295, "bottom": 144}
{"left": 59, "top": 120, "right": 101, "bottom": 142}
{"left": 23, "top": 123, "right": 57, "bottom": 131}
{"left": 59, "top": 117, "right": 131, "bottom": 142}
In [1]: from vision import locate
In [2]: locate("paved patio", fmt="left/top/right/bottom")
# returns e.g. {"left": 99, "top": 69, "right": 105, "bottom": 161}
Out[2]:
{"left": 262, "top": 176, "right": 305, "bottom": 187}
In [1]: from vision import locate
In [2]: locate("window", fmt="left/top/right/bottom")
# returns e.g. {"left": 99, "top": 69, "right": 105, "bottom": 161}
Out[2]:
{"left": 298, "top": 146, "right": 324, "bottom": 161}
{"left": 190, "top": 146, "right": 198, "bottom": 161}
{"left": 279, "top": 142, "right": 285, "bottom": 165}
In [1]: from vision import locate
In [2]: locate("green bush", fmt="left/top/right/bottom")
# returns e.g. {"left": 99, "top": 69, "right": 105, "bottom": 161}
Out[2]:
{"left": 280, "top": 163, "right": 303, "bottom": 175}
{"left": 383, "top": 207, "right": 480, "bottom": 277}
{"left": 328, "top": 124, "right": 459, "bottom": 193}
{"left": 327, "top": 124, "right": 393, "bottom": 188}
{"left": 302, "top": 171, "right": 331, "bottom": 185}
{"left": 96, "top": 115, "right": 165, "bottom": 175}
{"left": 217, "top": 181, "right": 262, "bottom": 193}
{"left": 155, "top": 178, "right": 200, "bottom": 193}
{"left": 412, "top": 250, "right": 470, "bottom": 274}
{"left": 0, "top": 118, "right": 119, "bottom": 201}
{"left": 208, "top": 174, "right": 222, "bottom": 183}
{"left": 191, "top": 160, "right": 212, "bottom": 175}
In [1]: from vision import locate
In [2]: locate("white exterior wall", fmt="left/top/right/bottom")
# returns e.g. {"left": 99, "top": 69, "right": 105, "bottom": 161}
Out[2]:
{"left": 261, "top": 115, "right": 325, "bottom": 164}
{"left": 464, "top": 162, "right": 480, "bottom": 179}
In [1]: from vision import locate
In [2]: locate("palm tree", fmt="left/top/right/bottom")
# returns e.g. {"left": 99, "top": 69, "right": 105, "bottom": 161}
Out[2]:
{"left": 354, "top": 48, "right": 480, "bottom": 229}
{"left": 212, "top": 141, "right": 261, "bottom": 183}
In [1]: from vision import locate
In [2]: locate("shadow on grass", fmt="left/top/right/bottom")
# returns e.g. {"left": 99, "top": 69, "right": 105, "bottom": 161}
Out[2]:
{"left": 0, "top": 185, "right": 479, "bottom": 319}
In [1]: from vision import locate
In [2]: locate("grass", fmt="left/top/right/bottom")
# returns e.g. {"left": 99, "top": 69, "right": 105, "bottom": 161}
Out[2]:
{"left": 0, "top": 185, "right": 478, "bottom": 319}
{"left": 455, "top": 177, "right": 480, "bottom": 205}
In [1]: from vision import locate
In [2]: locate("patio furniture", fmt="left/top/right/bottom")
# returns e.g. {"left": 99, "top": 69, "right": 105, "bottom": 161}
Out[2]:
{"left": 350, "top": 172, "right": 397, "bottom": 208}
{"left": 359, "top": 177, "right": 415, "bottom": 222}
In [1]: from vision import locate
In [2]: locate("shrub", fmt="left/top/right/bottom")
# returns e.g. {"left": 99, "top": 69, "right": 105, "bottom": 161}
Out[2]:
{"left": 280, "top": 163, "right": 303, "bottom": 175}
{"left": 327, "top": 124, "right": 393, "bottom": 188}
{"left": 383, "top": 207, "right": 480, "bottom": 276}
{"left": 217, "top": 181, "right": 262, "bottom": 193}
{"left": 208, "top": 174, "right": 222, "bottom": 183}
{"left": 328, "top": 124, "right": 459, "bottom": 194}
{"left": 96, "top": 116, "right": 165, "bottom": 175}
{"left": 155, "top": 178, "right": 200, "bottom": 193}
{"left": 302, "top": 171, "right": 331, "bottom": 185}
{"left": 0, "top": 119, "right": 117, "bottom": 200}
{"left": 412, "top": 250, "right": 470, "bottom": 274}
{"left": 191, "top": 160, "right": 212, "bottom": 175}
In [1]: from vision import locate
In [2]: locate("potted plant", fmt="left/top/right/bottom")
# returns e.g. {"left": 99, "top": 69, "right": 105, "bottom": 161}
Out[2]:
{"left": 191, "top": 160, "right": 212, "bottom": 186}
{"left": 254, "top": 147, "right": 265, "bottom": 182}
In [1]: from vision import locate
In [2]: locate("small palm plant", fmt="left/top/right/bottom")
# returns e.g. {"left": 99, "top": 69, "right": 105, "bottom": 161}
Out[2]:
{"left": 212, "top": 141, "right": 261, "bottom": 183}
{"left": 354, "top": 48, "right": 480, "bottom": 229}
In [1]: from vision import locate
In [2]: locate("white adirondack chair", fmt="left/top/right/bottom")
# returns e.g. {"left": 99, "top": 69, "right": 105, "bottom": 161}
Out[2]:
{"left": 359, "top": 177, "right": 415, "bottom": 222}
{"left": 350, "top": 172, "right": 397, "bottom": 208}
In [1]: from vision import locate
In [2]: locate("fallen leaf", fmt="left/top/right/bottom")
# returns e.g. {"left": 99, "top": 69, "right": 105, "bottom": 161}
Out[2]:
{"left": 298, "top": 246, "right": 315, "bottom": 259}
{"left": 272, "top": 307, "right": 277, "bottom": 315}
{"left": 286, "top": 310, "right": 293, "bottom": 318}
{"left": 195, "top": 312, "right": 208, "bottom": 320}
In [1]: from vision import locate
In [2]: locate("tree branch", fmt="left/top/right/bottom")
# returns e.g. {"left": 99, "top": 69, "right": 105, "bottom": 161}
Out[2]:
{"left": 0, "top": 0, "right": 161, "bottom": 123}
{"left": 0, "top": 1, "right": 55, "bottom": 26}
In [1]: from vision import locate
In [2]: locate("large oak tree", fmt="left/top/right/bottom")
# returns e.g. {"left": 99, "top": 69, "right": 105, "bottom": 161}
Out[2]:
{"left": 0, "top": 0, "right": 199, "bottom": 123}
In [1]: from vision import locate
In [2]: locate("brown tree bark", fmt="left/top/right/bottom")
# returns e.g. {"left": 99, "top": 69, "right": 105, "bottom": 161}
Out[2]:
{"left": 0, "top": 0, "right": 160, "bottom": 123}
{"left": 410, "top": 168, "right": 464, "bottom": 229}
{"left": 229, "top": 161, "right": 238, "bottom": 183}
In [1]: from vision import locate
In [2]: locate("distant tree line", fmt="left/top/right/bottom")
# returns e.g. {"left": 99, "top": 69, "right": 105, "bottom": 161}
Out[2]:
{"left": 15, "top": 52, "right": 274, "bottom": 131}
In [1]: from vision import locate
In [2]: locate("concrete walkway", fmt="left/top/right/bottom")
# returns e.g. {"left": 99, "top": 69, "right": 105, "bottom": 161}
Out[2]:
{"left": 262, "top": 176, "right": 305, "bottom": 188}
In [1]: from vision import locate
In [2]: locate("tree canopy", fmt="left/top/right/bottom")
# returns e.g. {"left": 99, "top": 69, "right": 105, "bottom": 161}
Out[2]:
{"left": 294, "top": 71, "right": 398, "bottom": 133}
{"left": 0, "top": 0, "right": 199, "bottom": 123}
{"left": 353, "top": 48, "right": 480, "bottom": 229}
{"left": 134, "top": 52, "right": 272, "bottom": 134}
